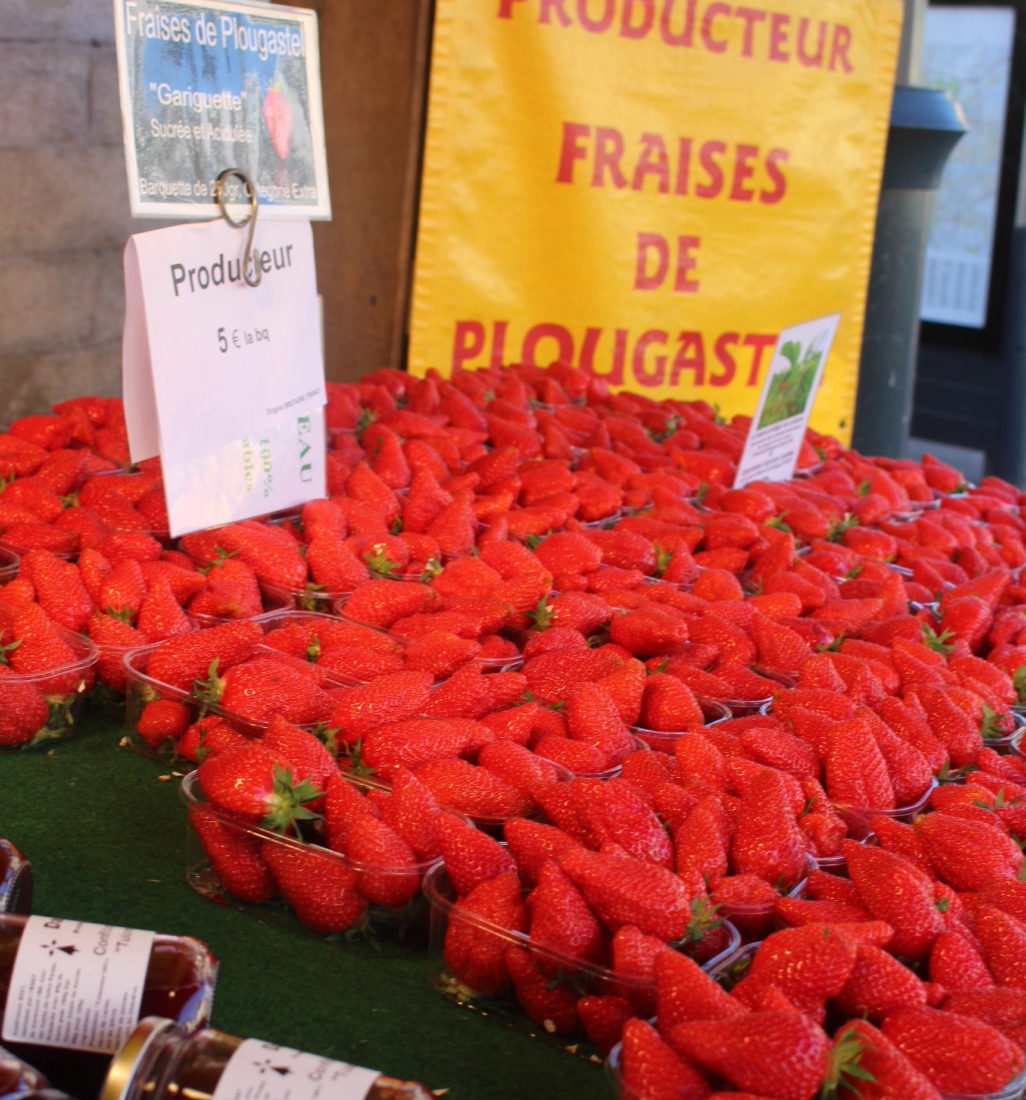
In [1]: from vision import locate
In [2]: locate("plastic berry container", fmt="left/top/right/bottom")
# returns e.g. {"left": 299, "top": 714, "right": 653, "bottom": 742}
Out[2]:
{"left": 830, "top": 780, "right": 937, "bottom": 842}
{"left": 422, "top": 862, "right": 740, "bottom": 1054}
{"left": 628, "top": 700, "right": 732, "bottom": 753}
{"left": 0, "top": 628, "right": 98, "bottom": 750}
{"left": 0, "top": 546, "right": 19, "bottom": 584}
{"left": 180, "top": 771, "right": 439, "bottom": 945}
{"left": 258, "top": 579, "right": 355, "bottom": 616}
{"left": 0, "top": 840, "right": 31, "bottom": 915}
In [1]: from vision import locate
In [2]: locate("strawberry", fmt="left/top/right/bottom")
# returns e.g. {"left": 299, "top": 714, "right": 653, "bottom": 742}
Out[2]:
{"left": 655, "top": 946, "right": 747, "bottom": 1030}
{"left": 342, "top": 579, "right": 439, "bottom": 629}
{"left": 826, "top": 1019, "right": 943, "bottom": 1100}
{"left": 881, "top": 1004, "right": 1025, "bottom": 1096}
{"left": 144, "top": 620, "right": 264, "bottom": 693}
{"left": 372, "top": 765, "right": 443, "bottom": 862}
{"left": 340, "top": 813, "right": 420, "bottom": 908}
{"left": 929, "top": 928, "right": 996, "bottom": 991}
{"left": 328, "top": 670, "right": 435, "bottom": 743}
{"left": 213, "top": 656, "right": 333, "bottom": 727}
{"left": 618, "top": 1017, "right": 711, "bottom": 1100}
{"left": 609, "top": 605, "right": 689, "bottom": 657}
{"left": 559, "top": 846, "right": 693, "bottom": 942}
{"left": 187, "top": 802, "right": 278, "bottom": 903}
{"left": 730, "top": 768, "right": 811, "bottom": 890}
{"left": 833, "top": 942, "right": 930, "bottom": 1020}
{"left": 176, "top": 715, "right": 248, "bottom": 764}
{"left": 360, "top": 717, "right": 488, "bottom": 775}
{"left": 261, "top": 837, "right": 367, "bottom": 935}
{"left": 564, "top": 681, "right": 637, "bottom": 769}
{"left": 639, "top": 672, "right": 705, "bottom": 731}
{"left": 841, "top": 841, "right": 944, "bottom": 962}
{"left": 572, "top": 777, "right": 674, "bottom": 867}
{"left": 414, "top": 757, "right": 528, "bottom": 821}
{"left": 0, "top": 666, "right": 52, "bottom": 746}
{"left": 503, "top": 817, "right": 587, "bottom": 883}
{"left": 915, "top": 812, "right": 1024, "bottom": 891}
{"left": 503, "top": 945, "right": 581, "bottom": 1035}
{"left": 435, "top": 811, "right": 517, "bottom": 896}
{"left": 443, "top": 870, "right": 527, "bottom": 995}
{"left": 19, "top": 549, "right": 93, "bottom": 633}
{"left": 576, "top": 994, "right": 634, "bottom": 1055}
{"left": 135, "top": 578, "right": 193, "bottom": 641}
{"left": 820, "top": 710, "right": 895, "bottom": 811}
{"left": 525, "top": 860, "right": 604, "bottom": 966}
{"left": 6, "top": 603, "right": 91, "bottom": 695}
{"left": 669, "top": 1010, "right": 831, "bottom": 1100}
{"left": 975, "top": 905, "right": 1026, "bottom": 989}
{"left": 195, "top": 742, "right": 322, "bottom": 831}
{"left": 135, "top": 698, "right": 191, "bottom": 751}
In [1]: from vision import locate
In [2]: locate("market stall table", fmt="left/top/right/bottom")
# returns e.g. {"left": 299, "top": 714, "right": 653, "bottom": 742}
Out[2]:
{"left": 0, "top": 702, "right": 606, "bottom": 1100}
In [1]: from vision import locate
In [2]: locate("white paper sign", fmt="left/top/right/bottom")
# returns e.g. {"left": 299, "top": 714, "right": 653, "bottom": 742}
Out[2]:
{"left": 123, "top": 216, "right": 326, "bottom": 535}
{"left": 113, "top": 0, "right": 331, "bottom": 219}
{"left": 734, "top": 313, "right": 841, "bottom": 488}
{"left": 161, "top": 409, "right": 326, "bottom": 536}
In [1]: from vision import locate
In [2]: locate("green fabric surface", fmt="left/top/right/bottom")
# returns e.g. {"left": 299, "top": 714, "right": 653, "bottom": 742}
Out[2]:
{"left": 0, "top": 702, "right": 608, "bottom": 1099}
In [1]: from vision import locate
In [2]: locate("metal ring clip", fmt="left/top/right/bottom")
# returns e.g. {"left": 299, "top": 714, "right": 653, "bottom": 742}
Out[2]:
{"left": 214, "top": 168, "right": 261, "bottom": 288}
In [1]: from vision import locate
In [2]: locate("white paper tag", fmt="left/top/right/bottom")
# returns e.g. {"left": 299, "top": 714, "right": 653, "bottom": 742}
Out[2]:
{"left": 2, "top": 916, "right": 155, "bottom": 1054}
{"left": 734, "top": 312, "right": 842, "bottom": 488}
{"left": 122, "top": 216, "right": 327, "bottom": 533}
{"left": 162, "top": 408, "right": 326, "bottom": 537}
{"left": 113, "top": 0, "right": 331, "bottom": 220}
{"left": 213, "top": 1039, "right": 380, "bottom": 1100}
{"left": 124, "top": 217, "right": 324, "bottom": 457}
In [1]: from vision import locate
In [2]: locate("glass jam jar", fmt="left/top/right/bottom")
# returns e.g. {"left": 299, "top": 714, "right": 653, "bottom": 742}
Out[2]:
{"left": 101, "top": 1018, "right": 435, "bottom": 1100}
{"left": 0, "top": 1044, "right": 74, "bottom": 1099}
{"left": 0, "top": 915, "right": 217, "bottom": 1098}
{"left": 0, "top": 843, "right": 31, "bottom": 916}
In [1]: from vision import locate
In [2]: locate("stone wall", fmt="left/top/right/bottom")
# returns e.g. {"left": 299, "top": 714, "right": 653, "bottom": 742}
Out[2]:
{"left": 0, "top": 0, "right": 165, "bottom": 423}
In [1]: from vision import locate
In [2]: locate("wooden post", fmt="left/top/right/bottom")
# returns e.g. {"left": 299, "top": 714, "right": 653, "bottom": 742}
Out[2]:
{"left": 277, "top": 0, "right": 432, "bottom": 382}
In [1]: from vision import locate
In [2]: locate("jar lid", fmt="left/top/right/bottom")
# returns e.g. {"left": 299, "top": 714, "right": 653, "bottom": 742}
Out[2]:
{"left": 100, "top": 1017, "right": 178, "bottom": 1100}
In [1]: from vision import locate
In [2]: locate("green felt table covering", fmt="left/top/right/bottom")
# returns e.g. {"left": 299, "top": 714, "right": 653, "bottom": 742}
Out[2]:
{"left": 0, "top": 702, "right": 608, "bottom": 1100}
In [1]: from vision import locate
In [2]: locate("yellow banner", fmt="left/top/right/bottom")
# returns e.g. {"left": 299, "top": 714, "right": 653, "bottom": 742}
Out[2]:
{"left": 409, "top": 0, "right": 903, "bottom": 444}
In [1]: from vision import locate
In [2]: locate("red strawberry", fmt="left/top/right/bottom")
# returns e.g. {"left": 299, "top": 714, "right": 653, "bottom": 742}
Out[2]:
{"left": 188, "top": 802, "right": 278, "bottom": 903}
{"left": 414, "top": 757, "right": 528, "bottom": 821}
{"left": 342, "top": 579, "right": 440, "bottom": 629}
{"left": 559, "top": 846, "right": 693, "bottom": 942}
{"left": 618, "top": 1017, "right": 711, "bottom": 1100}
{"left": 572, "top": 777, "right": 674, "bottom": 867}
{"left": 340, "top": 813, "right": 420, "bottom": 908}
{"left": 503, "top": 945, "right": 581, "bottom": 1035}
{"left": 525, "top": 860, "right": 604, "bottom": 966}
{"left": 502, "top": 817, "right": 587, "bottom": 883}
{"left": 144, "top": 620, "right": 264, "bottom": 693}
{"left": 328, "top": 670, "right": 435, "bottom": 743}
{"left": 669, "top": 1010, "right": 832, "bottom": 1100}
{"left": 135, "top": 698, "right": 191, "bottom": 751}
{"left": 826, "top": 1019, "right": 942, "bottom": 1100}
{"left": 841, "top": 840, "right": 944, "bottom": 962}
{"left": 929, "top": 928, "right": 996, "bottom": 991}
{"left": 436, "top": 811, "right": 516, "bottom": 897}
{"left": 443, "top": 870, "right": 526, "bottom": 995}
{"left": 373, "top": 765, "right": 443, "bottom": 862}
{"left": 360, "top": 717, "right": 487, "bottom": 775}
{"left": 214, "top": 657, "right": 332, "bottom": 727}
{"left": 261, "top": 837, "right": 367, "bottom": 935}
{"left": 881, "top": 1004, "right": 1025, "bottom": 1096}
{"left": 0, "top": 666, "right": 51, "bottom": 746}
{"left": 577, "top": 994, "right": 634, "bottom": 1056}
{"left": 655, "top": 946, "right": 747, "bottom": 1030}
{"left": 975, "top": 905, "right": 1026, "bottom": 989}
{"left": 20, "top": 549, "right": 93, "bottom": 633}
{"left": 196, "top": 742, "right": 322, "bottom": 831}
{"left": 730, "top": 768, "right": 811, "bottom": 890}
{"left": 914, "top": 812, "right": 1024, "bottom": 891}
{"left": 833, "top": 942, "right": 930, "bottom": 1020}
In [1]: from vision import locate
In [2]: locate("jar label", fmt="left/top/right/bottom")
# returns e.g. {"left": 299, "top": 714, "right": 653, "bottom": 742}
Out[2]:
{"left": 214, "top": 1040, "right": 380, "bottom": 1099}
{"left": 2, "top": 915, "right": 155, "bottom": 1054}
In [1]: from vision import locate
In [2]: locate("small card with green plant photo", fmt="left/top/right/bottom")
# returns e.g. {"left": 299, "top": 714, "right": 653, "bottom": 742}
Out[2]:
{"left": 734, "top": 312, "right": 841, "bottom": 488}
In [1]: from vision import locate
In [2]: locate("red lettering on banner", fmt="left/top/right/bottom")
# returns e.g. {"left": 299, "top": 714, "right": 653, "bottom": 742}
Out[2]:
{"left": 634, "top": 330, "right": 668, "bottom": 386}
{"left": 621, "top": 0, "right": 654, "bottom": 38}
{"left": 700, "top": 2, "right": 730, "bottom": 53}
{"left": 523, "top": 322, "right": 576, "bottom": 365}
{"left": 593, "top": 127, "right": 628, "bottom": 187}
{"left": 555, "top": 122, "right": 592, "bottom": 183}
{"left": 670, "top": 333, "right": 705, "bottom": 386}
{"left": 695, "top": 141, "right": 725, "bottom": 199}
{"left": 674, "top": 137, "right": 693, "bottom": 195}
{"left": 539, "top": 0, "right": 572, "bottom": 26}
{"left": 711, "top": 332, "right": 739, "bottom": 385}
{"left": 495, "top": 0, "right": 857, "bottom": 73}
{"left": 829, "top": 24, "right": 853, "bottom": 72}
{"left": 449, "top": 321, "right": 777, "bottom": 393}
{"left": 734, "top": 6, "right": 766, "bottom": 56}
{"left": 632, "top": 133, "right": 670, "bottom": 192}
{"left": 743, "top": 332, "right": 777, "bottom": 384}
{"left": 635, "top": 233, "right": 669, "bottom": 290}
{"left": 579, "top": 0, "right": 616, "bottom": 33}
{"left": 674, "top": 236, "right": 701, "bottom": 292}
{"left": 729, "top": 143, "right": 758, "bottom": 202}
{"left": 453, "top": 322, "right": 486, "bottom": 369}
{"left": 762, "top": 147, "right": 788, "bottom": 203}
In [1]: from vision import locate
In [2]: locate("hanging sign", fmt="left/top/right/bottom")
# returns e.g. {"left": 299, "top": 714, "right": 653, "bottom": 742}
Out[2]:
{"left": 409, "top": 0, "right": 903, "bottom": 445}
{"left": 113, "top": 0, "right": 330, "bottom": 219}
{"left": 122, "top": 206, "right": 326, "bottom": 536}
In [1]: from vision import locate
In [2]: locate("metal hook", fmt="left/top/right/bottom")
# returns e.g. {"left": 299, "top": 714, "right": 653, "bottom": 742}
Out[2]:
{"left": 214, "top": 168, "right": 261, "bottom": 288}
